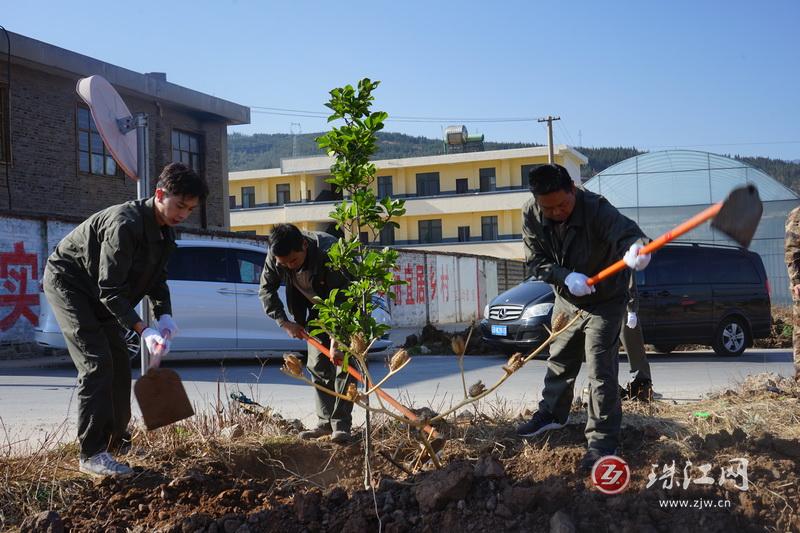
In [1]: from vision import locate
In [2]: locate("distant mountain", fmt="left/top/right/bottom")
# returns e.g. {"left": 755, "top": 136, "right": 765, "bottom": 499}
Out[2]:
{"left": 227, "top": 131, "right": 539, "bottom": 172}
{"left": 228, "top": 132, "right": 800, "bottom": 193}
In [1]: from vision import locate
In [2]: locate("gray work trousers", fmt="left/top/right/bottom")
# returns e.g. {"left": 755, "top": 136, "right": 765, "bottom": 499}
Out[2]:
{"left": 43, "top": 269, "right": 131, "bottom": 459}
{"left": 306, "top": 336, "right": 354, "bottom": 432}
{"left": 539, "top": 296, "right": 623, "bottom": 452}
{"left": 620, "top": 322, "right": 651, "bottom": 381}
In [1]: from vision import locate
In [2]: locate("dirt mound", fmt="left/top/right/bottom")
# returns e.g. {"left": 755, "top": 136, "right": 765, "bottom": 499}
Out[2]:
{"left": 18, "top": 429, "right": 799, "bottom": 532}
{"left": 405, "top": 323, "right": 496, "bottom": 355}
{"left": 6, "top": 376, "right": 799, "bottom": 532}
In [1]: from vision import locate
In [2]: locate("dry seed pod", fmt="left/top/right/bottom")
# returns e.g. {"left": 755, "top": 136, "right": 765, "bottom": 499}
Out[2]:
{"left": 349, "top": 333, "right": 367, "bottom": 355}
{"left": 450, "top": 335, "right": 466, "bottom": 355}
{"left": 282, "top": 353, "right": 303, "bottom": 377}
{"left": 345, "top": 383, "right": 360, "bottom": 402}
{"left": 389, "top": 349, "right": 410, "bottom": 371}
{"left": 468, "top": 380, "right": 487, "bottom": 398}
{"left": 505, "top": 352, "right": 524, "bottom": 373}
{"left": 552, "top": 312, "right": 569, "bottom": 331}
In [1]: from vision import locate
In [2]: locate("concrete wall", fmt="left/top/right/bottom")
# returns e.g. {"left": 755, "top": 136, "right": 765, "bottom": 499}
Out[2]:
{"left": 389, "top": 250, "right": 500, "bottom": 327}
{"left": 0, "top": 214, "right": 516, "bottom": 344}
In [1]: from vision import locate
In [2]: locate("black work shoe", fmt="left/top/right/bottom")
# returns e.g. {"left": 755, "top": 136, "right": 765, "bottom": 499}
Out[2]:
{"left": 299, "top": 426, "right": 332, "bottom": 440}
{"left": 330, "top": 430, "right": 351, "bottom": 445}
{"left": 579, "top": 448, "right": 618, "bottom": 473}
{"left": 516, "top": 410, "right": 565, "bottom": 438}
{"left": 627, "top": 378, "right": 654, "bottom": 402}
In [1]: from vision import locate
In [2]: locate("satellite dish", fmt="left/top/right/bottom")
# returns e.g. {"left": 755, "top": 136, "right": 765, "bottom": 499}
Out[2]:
{"left": 76, "top": 75, "right": 138, "bottom": 180}
{"left": 76, "top": 75, "right": 153, "bottom": 373}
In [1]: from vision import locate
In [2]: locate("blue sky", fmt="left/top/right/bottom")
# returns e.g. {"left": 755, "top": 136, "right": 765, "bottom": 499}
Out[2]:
{"left": 4, "top": 0, "right": 799, "bottom": 159}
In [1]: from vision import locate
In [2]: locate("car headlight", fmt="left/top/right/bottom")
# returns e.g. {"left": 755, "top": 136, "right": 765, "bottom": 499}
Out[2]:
{"left": 520, "top": 303, "right": 553, "bottom": 319}
{"left": 483, "top": 304, "right": 490, "bottom": 319}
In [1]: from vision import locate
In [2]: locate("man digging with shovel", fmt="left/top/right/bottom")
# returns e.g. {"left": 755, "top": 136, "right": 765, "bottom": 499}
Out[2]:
{"left": 43, "top": 162, "right": 208, "bottom": 477}
{"left": 259, "top": 223, "right": 355, "bottom": 444}
{"left": 517, "top": 164, "right": 651, "bottom": 472}
{"left": 518, "top": 164, "right": 762, "bottom": 473}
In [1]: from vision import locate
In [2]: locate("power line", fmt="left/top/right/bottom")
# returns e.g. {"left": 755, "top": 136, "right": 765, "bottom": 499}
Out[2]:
{"left": 249, "top": 105, "right": 538, "bottom": 123}
{"left": 246, "top": 104, "right": 800, "bottom": 152}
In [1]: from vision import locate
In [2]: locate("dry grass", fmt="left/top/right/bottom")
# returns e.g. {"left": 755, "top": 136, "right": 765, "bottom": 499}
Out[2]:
{"left": 1, "top": 372, "right": 798, "bottom": 529}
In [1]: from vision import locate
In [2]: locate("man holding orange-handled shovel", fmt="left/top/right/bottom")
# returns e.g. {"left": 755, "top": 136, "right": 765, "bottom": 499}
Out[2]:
{"left": 516, "top": 164, "right": 762, "bottom": 473}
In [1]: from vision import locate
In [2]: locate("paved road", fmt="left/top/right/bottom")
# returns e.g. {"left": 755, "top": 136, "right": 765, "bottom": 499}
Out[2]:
{"left": 0, "top": 349, "right": 794, "bottom": 454}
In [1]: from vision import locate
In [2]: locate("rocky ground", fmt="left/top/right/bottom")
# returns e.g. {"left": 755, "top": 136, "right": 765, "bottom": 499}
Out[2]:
{"left": 5, "top": 373, "right": 799, "bottom": 533}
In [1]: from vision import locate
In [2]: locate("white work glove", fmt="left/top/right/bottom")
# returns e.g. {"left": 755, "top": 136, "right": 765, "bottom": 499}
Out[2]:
{"left": 157, "top": 314, "right": 179, "bottom": 338}
{"left": 141, "top": 327, "right": 171, "bottom": 359}
{"left": 565, "top": 272, "right": 596, "bottom": 297}
{"left": 623, "top": 243, "right": 651, "bottom": 271}
{"left": 626, "top": 312, "right": 638, "bottom": 329}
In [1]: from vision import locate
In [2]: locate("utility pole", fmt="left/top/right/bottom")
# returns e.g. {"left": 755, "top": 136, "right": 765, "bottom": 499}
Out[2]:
{"left": 290, "top": 122, "right": 301, "bottom": 158}
{"left": 538, "top": 115, "right": 561, "bottom": 163}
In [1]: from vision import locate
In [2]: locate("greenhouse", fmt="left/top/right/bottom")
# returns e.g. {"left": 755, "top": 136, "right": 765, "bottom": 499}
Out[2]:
{"left": 583, "top": 150, "right": 799, "bottom": 305}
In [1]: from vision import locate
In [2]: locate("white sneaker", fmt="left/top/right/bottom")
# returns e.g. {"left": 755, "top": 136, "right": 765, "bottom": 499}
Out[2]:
{"left": 79, "top": 452, "right": 133, "bottom": 477}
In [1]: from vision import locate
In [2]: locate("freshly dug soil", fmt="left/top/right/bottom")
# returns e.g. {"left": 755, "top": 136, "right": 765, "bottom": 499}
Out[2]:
{"left": 9, "top": 375, "right": 800, "bottom": 533}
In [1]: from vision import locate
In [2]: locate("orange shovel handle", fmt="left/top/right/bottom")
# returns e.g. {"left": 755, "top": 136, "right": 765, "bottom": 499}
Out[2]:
{"left": 304, "top": 334, "right": 438, "bottom": 439}
{"left": 586, "top": 202, "right": 723, "bottom": 286}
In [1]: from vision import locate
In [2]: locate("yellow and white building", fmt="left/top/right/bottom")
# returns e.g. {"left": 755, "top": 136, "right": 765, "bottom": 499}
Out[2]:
{"left": 229, "top": 145, "right": 587, "bottom": 259}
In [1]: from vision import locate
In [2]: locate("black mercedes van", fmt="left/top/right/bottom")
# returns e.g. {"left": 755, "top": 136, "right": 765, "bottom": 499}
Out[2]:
{"left": 480, "top": 242, "right": 771, "bottom": 356}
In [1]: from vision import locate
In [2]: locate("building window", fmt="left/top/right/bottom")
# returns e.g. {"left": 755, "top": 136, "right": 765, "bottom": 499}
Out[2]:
{"left": 479, "top": 168, "right": 496, "bottom": 192}
{"left": 378, "top": 176, "right": 393, "bottom": 198}
{"left": 481, "top": 216, "right": 499, "bottom": 241}
{"left": 77, "top": 106, "right": 119, "bottom": 176}
{"left": 418, "top": 219, "right": 442, "bottom": 244}
{"left": 241, "top": 186, "right": 255, "bottom": 208}
{"left": 276, "top": 183, "right": 291, "bottom": 205}
{"left": 229, "top": 195, "right": 236, "bottom": 209}
{"left": 458, "top": 226, "right": 470, "bottom": 242}
{"left": 0, "top": 86, "right": 9, "bottom": 163}
{"left": 456, "top": 178, "right": 469, "bottom": 194}
{"left": 521, "top": 164, "right": 542, "bottom": 189}
{"left": 380, "top": 224, "right": 395, "bottom": 245}
{"left": 416, "top": 172, "right": 440, "bottom": 197}
{"left": 171, "top": 130, "right": 203, "bottom": 172}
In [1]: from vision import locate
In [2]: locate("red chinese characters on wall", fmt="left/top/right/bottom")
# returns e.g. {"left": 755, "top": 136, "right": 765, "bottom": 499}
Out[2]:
{"left": 391, "top": 261, "right": 452, "bottom": 306}
{"left": 0, "top": 242, "right": 39, "bottom": 331}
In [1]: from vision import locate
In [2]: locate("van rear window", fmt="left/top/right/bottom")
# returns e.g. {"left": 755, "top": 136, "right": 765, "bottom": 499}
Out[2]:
{"left": 710, "top": 255, "right": 760, "bottom": 283}
{"left": 645, "top": 248, "right": 759, "bottom": 285}
{"left": 168, "top": 247, "right": 232, "bottom": 283}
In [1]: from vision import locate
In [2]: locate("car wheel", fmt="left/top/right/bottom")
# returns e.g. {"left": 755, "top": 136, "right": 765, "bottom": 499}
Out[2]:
{"left": 713, "top": 317, "right": 748, "bottom": 356}
{"left": 653, "top": 344, "right": 677, "bottom": 354}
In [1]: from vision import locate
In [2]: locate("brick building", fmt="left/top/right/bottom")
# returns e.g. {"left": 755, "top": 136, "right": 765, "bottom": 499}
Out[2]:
{"left": 0, "top": 31, "right": 249, "bottom": 228}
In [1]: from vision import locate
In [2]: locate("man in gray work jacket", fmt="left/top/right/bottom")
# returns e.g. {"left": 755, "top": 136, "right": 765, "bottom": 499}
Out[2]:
{"left": 516, "top": 164, "right": 651, "bottom": 472}
{"left": 44, "top": 162, "right": 208, "bottom": 477}
{"left": 259, "top": 223, "right": 354, "bottom": 444}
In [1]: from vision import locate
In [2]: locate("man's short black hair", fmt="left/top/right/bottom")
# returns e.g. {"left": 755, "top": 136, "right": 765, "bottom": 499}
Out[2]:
{"left": 528, "top": 164, "right": 574, "bottom": 196}
{"left": 156, "top": 162, "right": 209, "bottom": 201}
{"left": 270, "top": 224, "right": 305, "bottom": 257}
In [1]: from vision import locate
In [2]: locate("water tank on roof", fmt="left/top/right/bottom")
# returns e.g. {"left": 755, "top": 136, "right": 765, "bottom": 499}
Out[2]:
{"left": 445, "top": 125, "right": 468, "bottom": 145}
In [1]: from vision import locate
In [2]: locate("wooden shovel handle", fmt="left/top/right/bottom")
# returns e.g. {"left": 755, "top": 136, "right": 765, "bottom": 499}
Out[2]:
{"left": 586, "top": 202, "right": 723, "bottom": 286}
{"left": 304, "top": 333, "right": 439, "bottom": 439}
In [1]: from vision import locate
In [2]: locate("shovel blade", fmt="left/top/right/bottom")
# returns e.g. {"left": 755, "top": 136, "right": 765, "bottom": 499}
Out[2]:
{"left": 710, "top": 185, "right": 763, "bottom": 248}
{"left": 134, "top": 368, "right": 194, "bottom": 430}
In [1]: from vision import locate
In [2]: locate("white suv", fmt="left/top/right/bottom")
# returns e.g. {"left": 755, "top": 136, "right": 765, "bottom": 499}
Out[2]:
{"left": 34, "top": 239, "right": 393, "bottom": 360}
